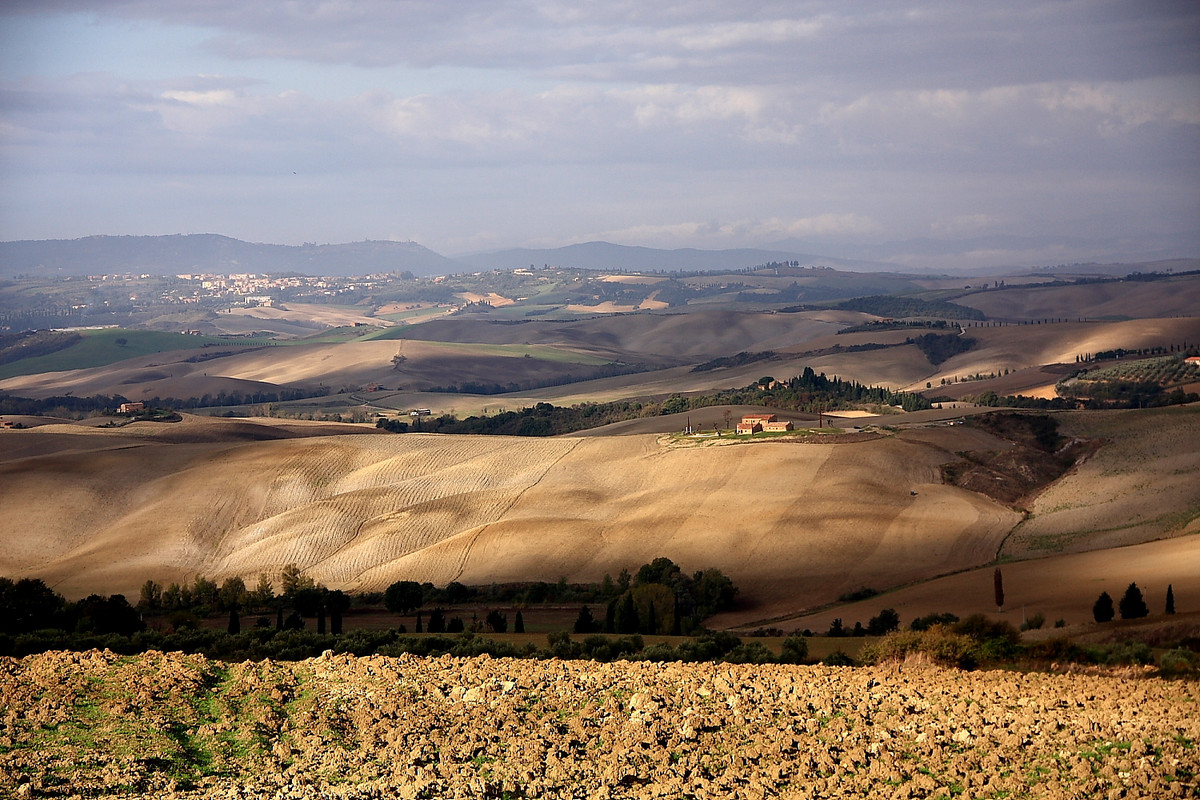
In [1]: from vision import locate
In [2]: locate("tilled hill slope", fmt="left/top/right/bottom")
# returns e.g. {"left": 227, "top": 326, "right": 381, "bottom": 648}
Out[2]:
{"left": 0, "top": 649, "right": 1196, "bottom": 799}
{"left": 0, "top": 417, "right": 1019, "bottom": 613}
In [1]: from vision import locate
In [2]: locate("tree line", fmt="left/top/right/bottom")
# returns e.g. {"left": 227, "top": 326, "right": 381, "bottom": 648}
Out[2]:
{"left": 379, "top": 370, "right": 932, "bottom": 437}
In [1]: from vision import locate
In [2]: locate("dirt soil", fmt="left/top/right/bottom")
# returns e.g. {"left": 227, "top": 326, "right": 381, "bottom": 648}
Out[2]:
{"left": 1, "top": 650, "right": 1196, "bottom": 799}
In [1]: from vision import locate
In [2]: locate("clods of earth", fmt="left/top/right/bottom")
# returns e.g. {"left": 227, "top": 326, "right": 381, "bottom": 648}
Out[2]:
{"left": 1, "top": 649, "right": 1197, "bottom": 798}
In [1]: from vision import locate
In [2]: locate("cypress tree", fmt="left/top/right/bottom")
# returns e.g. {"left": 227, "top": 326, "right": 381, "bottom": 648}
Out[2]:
{"left": 573, "top": 606, "right": 597, "bottom": 634}
{"left": 514, "top": 610, "right": 525, "bottom": 633}
{"left": 617, "top": 592, "right": 638, "bottom": 634}
{"left": 228, "top": 608, "right": 240, "bottom": 635}
{"left": 1166, "top": 584, "right": 1176, "bottom": 615}
{"left": 1093, "top": 592, "right": 1114, "bottom": 623}
{"left": 642, "top": 600, "right": 657, "bottom": 635}
{"left": 993, "top": 567, "right": 1004, "bottom": 612}
{"left": 1118, "top": 582, "right": 1148, "bottom": 619}
{"left": 415, "top": 611, "right": 423, "bottom": 633}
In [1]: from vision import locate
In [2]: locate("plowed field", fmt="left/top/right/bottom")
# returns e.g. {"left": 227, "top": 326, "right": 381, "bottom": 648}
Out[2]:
{"left": 1, "top": 649, "right": 1196, "bottom": 799}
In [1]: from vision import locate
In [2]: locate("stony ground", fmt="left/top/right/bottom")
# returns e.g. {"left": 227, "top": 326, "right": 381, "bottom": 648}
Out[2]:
{"left": 1, "top": 649, "right": 1197, "bottom": 799}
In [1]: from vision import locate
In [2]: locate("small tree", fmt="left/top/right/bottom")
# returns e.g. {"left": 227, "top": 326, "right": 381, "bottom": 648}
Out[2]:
{"left": 573, "top": 606, "right": 599, "bottom": 634}
{"left": 486, "top": 609, "right": 508, "bottom": 633}
{"left": 139, "top": 580, "right": 162, "bottom": 612}
{"left": 279, "top": 564, "right": 314, "bottom": 598}
{"left": 779, "top": 634, "right": 809, "bottom": 664}
{"left": 867, "top": 608, "right": 900, "bottom": 636}
{"left": 227, "top": 608, "right": 240, "bottom": 635}
{"left": 1093, "top": 591, "right": 1115, "bottom": 623}
{"left": 252, "top": 573, "right": 274, "bottom": 608}
{"left": 426, "top": 608, "right": 446, "bottom": 634}
{"left": 219, "top": 576, "right": 247, "bottom": 612}
{"left": 1119, "top": 582, "right": 1149, "bottom": 619}
{"left": 993, "top": 567, "right": 1004, "bottom": 612}
{"left": 514, "top": 610, "right": 525, "bottom": 634}
{"left": 384, "top": 580, "right": 424, "bottom": 615}
{"left": 1166, "top": 584, "right": 1175, "bottom": 615}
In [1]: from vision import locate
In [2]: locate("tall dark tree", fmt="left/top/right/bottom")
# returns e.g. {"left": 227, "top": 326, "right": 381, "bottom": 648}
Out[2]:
{"left": 573, "top": 606, "right": 599, "bottom": 634}
{"left": 1093, "top": 591, "right": 1115, "bottom": 623}
{"left": 1166, "top": 584, "right": 1176, "bottom": 615}
{"left": 327, "top": 590, "right": 350, "bottom": 635}
{"left": 427, "top": 608, "right": 446, "bottom": 634}
{"left": 486, "top": 609, "right": 508, "bottom": 633}
{"left": 993, "top": 567, "right": 1004, "bottom": 612}
{"left": 641, "top": 600, "right": 657, "bottom": 635}
{"left": 616, "top": 592, "right": 639, "bottom": 634}
{"left": 1118, "top": 582, "right": 1149, "bottom": 619}
{"left": 228, "top": 608, "right": 240, "bottom": 635}
{"left": 513, "top": 610, "right": 525, "bottom": 634}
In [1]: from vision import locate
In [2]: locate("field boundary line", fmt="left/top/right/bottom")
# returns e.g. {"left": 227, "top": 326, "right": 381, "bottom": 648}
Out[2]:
{"left": 447, "top": 438, "right": 583, "bottom": 583}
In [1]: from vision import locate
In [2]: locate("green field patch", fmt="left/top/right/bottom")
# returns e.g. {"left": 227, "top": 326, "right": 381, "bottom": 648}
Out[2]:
{"left": 373, "top": 307, "right": 448, "bottom": 324}
{"left": 0, "top": 328, "right": 234, "bottom": 380}
{"left": 296, "top": 325, "right": 387, "bottom": 344}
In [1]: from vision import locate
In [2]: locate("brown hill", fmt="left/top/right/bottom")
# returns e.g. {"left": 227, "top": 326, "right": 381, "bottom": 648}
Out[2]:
{"left": 2, "top": 405, "right": 1196, "bottom": 630}
{"left": 2, "top": 312, "right": 1194, "bottom": 417}
{"left": 1, "top": 414, "right": 1016, "bottom": 608}
{"left": 956, "top": 272, "right": 1200, "bottom": 321}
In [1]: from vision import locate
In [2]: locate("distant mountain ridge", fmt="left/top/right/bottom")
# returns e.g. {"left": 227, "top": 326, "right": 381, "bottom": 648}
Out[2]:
{"left": 0, "top": 234, "right": 898, "bottom": 279}
{"left": 0, "top": 235, "right": 464, "bottom": 278}
{"left": 7, "top": 233, "right": 1193, "bottom": 279}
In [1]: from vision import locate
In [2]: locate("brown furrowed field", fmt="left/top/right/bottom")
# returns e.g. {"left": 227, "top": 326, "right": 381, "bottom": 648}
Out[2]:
{"left": 0, "top": 414, "right": 1020, "bottom": 611}
{"left": 1, "top": 649, "right": 1197, "bottom": 799}
{"left": 2, "top": 403, "right": 1198, "bottom": 630}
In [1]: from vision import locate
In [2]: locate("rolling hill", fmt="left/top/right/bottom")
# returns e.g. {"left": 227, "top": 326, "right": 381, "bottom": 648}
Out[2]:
{"left": 1, "top": 404, "right": 1196, "bottom": 631}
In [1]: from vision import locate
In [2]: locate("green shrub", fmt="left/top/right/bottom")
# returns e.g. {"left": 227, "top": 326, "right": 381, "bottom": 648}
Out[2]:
{"left": 1158, "top": 649, "right": 1200, "bottom": 678}
{"left": 1023, "top": 637, "right": 1095, "bottom": 664}
{"left": 859, "top": 627, "right": 980, "bottom": 669}
{"left": 779, "top": 634, "right": 809, "bottom": 664}
{"left": 822, "top": 651, "right": 855, "bottom": 667}
{"left": 724, "top": 641, "right": 774, "bottom": 664}
{"left": 1099, "top": 640, "right": 1154, "bottom": 666}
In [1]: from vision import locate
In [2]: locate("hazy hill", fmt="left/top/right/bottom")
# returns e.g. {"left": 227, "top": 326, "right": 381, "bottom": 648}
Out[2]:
{"left": 454, "top": 241, "right": 895, "bottom": 272}
{"left": 0, "top": 235, "right": 464, "bottom": 278}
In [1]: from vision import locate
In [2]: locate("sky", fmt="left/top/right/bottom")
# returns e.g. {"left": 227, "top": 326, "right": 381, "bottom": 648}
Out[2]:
{"left": 1, "top": 1, "right": 1198, "bottom": 268}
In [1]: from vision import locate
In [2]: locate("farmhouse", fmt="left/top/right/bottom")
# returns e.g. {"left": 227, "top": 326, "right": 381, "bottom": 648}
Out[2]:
{"left": 736, "top": 413, "right": 794, "bottom": 434}
{"left": 118, "top": 402, "right": 145, "bottom": 414}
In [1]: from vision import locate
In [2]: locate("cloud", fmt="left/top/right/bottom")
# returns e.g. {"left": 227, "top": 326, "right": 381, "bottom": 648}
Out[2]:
{"left": 2, "top": 2, "right": 1198, "bottom": 259}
